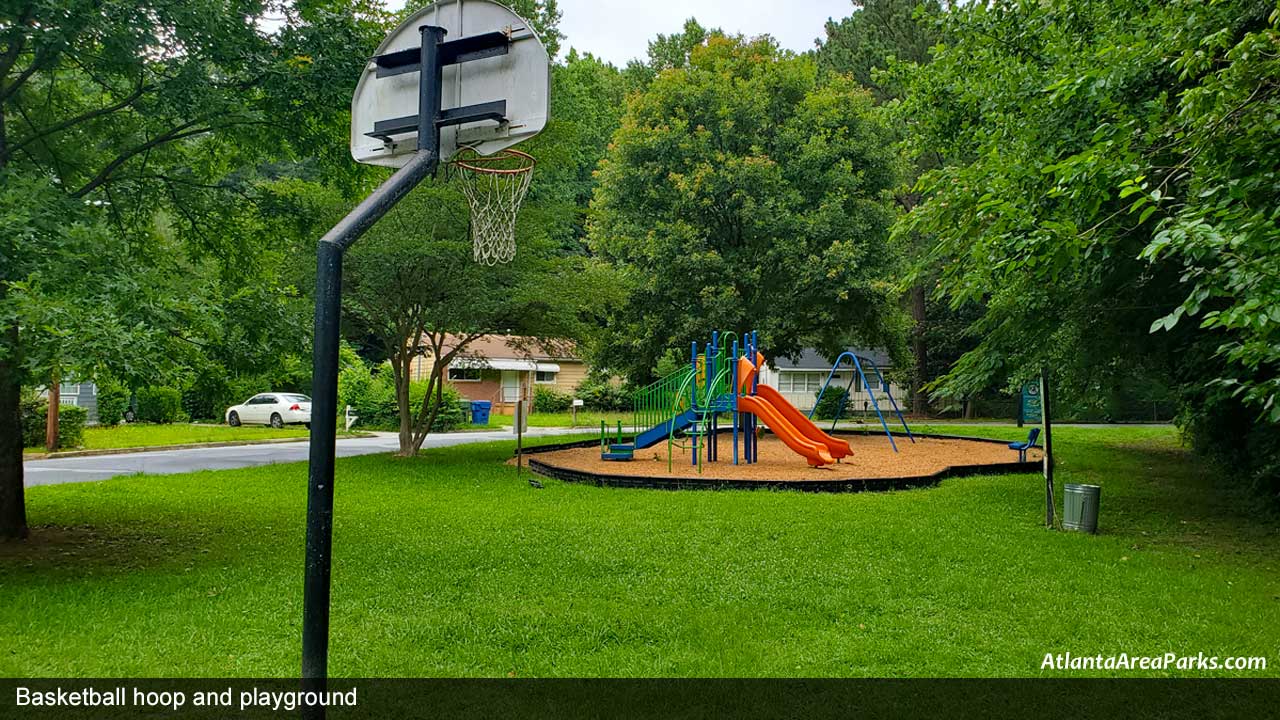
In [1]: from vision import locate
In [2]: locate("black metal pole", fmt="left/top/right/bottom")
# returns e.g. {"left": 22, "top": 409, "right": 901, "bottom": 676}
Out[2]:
{"left": 301, "top": 24, "right": 447, "bottom": 696}
{"left": 418, "top": 26, "right": 446, "bottom": 158}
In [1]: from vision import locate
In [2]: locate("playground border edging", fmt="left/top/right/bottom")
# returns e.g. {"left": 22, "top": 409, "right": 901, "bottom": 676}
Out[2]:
{"left": 522, "top": 431, "right": 1042, "bottom": 493}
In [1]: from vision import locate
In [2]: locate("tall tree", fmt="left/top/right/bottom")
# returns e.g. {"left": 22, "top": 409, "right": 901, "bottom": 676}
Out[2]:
{"left": 342, "top": 181, "right": 613, "bottom": 456}
{"left": 589, "top": 35, "right": 902, "bottom": 381}
{"left": 895, "top": 0, "right": 1279, "bottom": 493}
{"left": 819, "top": 0, "right": 945, "bottom": 413}
{"left": 0, "top": 0, "right": 386, "bottom": 539}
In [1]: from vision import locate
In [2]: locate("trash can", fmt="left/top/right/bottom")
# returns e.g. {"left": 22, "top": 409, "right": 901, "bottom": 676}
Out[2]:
{"left": 1063, "top": 483, "right": 1101, "bottom": 533}
{"left": 469, "top": 401, "right": 492, "bottom": 426}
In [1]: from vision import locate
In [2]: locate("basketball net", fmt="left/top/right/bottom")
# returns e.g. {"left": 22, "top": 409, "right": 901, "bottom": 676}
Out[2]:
{"left": 449, "top": 147, "right": 535, "bottom": 266}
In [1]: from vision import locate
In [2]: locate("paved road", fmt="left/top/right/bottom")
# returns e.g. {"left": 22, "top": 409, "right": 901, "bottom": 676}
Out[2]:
{"left": 24, "top": 428, "right": 588, "bottom": 487}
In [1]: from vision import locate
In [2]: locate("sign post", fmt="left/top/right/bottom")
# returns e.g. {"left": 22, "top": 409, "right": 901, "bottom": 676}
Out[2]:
{"left": 1040, "top": 369, "right": 1055, "bottom": 528}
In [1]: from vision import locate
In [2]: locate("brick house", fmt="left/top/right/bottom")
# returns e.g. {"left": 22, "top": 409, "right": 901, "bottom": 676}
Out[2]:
{"left": 408, "top": 335, "right": 588, "bottom": 415}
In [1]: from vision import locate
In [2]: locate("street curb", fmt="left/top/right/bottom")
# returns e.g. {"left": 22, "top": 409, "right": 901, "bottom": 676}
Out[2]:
{"left": 23, "top": 433, "right": 375, "bottom": 461}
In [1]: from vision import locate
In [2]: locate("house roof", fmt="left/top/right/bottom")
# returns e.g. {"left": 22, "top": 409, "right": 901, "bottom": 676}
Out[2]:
{"left": 431, "top": 334, "right": 580, "bottom": 363}
{"left": 772, "top": 348, "right": 893, "bottom": 371}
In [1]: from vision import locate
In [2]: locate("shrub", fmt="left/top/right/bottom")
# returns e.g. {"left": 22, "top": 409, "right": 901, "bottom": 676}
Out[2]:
{"left": 339, "top": 363, "right": 465, "bottom": 432}
{"left": 813, "top": 388, "right": 850, "bottom": 420}
{"left": 577, "top": 376, "right": 631, "bottom": 411}
{"left": 96, "top": 380, "right": 130, "bottom": 426}
{"left": 20, "top": 395, "right": 87, "bottom": 450}
{"left": 533, "top": 385, "right": 572, "bottom": 413}
{"left": 135, "top": 386, "right": 185, "bottom": 424}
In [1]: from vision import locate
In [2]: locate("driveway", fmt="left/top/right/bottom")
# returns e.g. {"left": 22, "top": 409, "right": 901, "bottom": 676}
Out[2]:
{"left": 23, "top": 428, "right": 588, "bottom": 487}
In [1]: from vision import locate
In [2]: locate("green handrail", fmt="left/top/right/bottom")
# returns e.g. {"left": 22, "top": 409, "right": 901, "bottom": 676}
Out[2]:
{"left": 631, "top": 365, "right": 694, "bottom": 435}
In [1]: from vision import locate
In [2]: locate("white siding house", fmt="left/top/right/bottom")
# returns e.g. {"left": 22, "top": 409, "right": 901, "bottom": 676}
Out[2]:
{"left": 757, "top": 348, "right": 906, "bottom": 415}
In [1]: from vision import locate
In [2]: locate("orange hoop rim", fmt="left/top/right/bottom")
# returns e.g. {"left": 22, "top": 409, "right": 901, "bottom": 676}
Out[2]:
{"left": 450, "top": 147, "right": 536, "bottom": 176}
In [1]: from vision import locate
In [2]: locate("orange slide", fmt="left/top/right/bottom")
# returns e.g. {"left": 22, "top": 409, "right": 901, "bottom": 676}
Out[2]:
{"left": 755, "top": 384, "right": 853, "bottom": 460}
{"left": 738, "top": 395, "right": 836, "bottom": 467}
{"left": 736, "top": 353, "right": 838, "bottom": 467}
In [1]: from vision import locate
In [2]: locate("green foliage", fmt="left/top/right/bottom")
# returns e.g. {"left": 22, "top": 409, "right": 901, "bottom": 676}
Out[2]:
{"left": 812, "top": 388, "right": 851, "bottom": 421}
{"left": 20, "top": 396, "right": 86, "bottom": 450}
{"left": 533, "top": 385, "right": 573, "bottom": 413}
{"left": 891, "top": 0, "right": 1279, "bottom": 496}
{"left": 95, "top": 380, "right": 131, "bottom": 427}
{"left": 590, "top": 35, "right": 903, "bottom": 382}
{"left": 338, "top": 364, "right": 465, "bottom": 433}
{"left": 135, "top": 387, "right": 185, "bottom": 425}
{"left": 342, "top": 171, "right": 615, "bottom": 452}
{"left": 818, "top": 0, "right": 943, "bottom": 101}
{"left": 575, "top": 376, "right": 631, "bottom": 412}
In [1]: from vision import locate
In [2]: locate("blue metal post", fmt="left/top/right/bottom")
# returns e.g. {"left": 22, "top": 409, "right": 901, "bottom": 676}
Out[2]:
{"left": 851, "top": 355, "right": 898, "bottom": 452}
{"left": 864, "top": 357, "right": 915, "bottom": 443}
{"left": 732, "top": 339, "right": 739, "bottom": 465}
{"left": 750, "top": 331, "right": 759, "bottom": 463}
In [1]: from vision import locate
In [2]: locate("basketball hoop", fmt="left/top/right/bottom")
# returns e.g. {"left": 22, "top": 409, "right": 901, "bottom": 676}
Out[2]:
{"left": 449, "top": 147, "right": 535, "bottom": 266}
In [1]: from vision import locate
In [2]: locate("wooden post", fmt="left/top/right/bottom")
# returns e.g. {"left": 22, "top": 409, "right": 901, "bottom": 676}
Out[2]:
{"left": 1041, "top": 368, "right": 1055, "bottom": 528}
{"left": 515, "top": 388, "right": 524, "bottom": 477}
{"left": 45, "top": 368, "right": 60, "bottom": 453}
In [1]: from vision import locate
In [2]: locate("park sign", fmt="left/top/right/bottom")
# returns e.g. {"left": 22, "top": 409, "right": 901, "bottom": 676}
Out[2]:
{"left": 1022, "top": 382, "right": 1043, "bottom": 424}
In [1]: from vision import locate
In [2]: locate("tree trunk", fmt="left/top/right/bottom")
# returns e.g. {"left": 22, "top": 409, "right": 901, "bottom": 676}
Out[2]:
{"left": 393, "top": 349, "right": 414, "bottom": 457}
{"left": 909, "top": 283, "right": 929, "bottom": 417}
{"left": 410, "top": 368, "right": 446, "bottom": 455}
{"left": 45, "top": 367, "right": 60, "bottom": 452}
{"left": 0, "top": 322, "right": 28, "bottom": 540}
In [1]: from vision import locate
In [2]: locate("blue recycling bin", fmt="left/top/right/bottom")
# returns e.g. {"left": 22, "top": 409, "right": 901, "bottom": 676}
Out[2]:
{"left": 470, "top": 401, "right": 492, "bottom": 426}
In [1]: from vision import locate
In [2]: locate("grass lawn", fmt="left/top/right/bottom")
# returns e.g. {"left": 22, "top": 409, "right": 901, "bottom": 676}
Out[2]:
{"left": 3, "top": 425, "right": 1278, "bottom": 677}
{"left": 486, "top": 410, "right": 631, "bottom": 428}
{"left": 25, "top": 423, "right": 312, "bottom": 453}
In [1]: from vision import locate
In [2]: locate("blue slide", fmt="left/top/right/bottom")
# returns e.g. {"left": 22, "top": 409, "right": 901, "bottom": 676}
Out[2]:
{"left": 612, "top": 409, "right": 699, "bottom": 452}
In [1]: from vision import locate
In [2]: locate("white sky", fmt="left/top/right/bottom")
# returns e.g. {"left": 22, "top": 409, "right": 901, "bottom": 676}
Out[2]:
{"left": 385, "top": 1, "right": 853, "bottom": 66}
{"left": 556, "top": 0, "right": 851, "bottom": 66}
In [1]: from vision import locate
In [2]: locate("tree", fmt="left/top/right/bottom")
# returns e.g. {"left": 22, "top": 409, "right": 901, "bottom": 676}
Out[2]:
{"left": 819, "top": 0, "right": 946, "bottom": 413}
{"left": 818, "top": 0, "right": 942, "bottom": 102}
{"left": 0, "top": 0, "right": 386, "bottom": 539}
{"left": 342, "top": 181, "right": 613, "bottom": 456}
{"left": 589, "top": 35, "right": 903, "bottom": 381}
{"left": 622, "top": 18, "right": 720, "bottom": 88}
{"left": 895, "top": 0, "right": 1279, "bottom": 493}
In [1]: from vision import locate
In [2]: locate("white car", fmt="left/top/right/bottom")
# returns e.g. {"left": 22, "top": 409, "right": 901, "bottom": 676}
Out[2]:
{"left": 225, "top": 393, "right": 312, "bottom": 429}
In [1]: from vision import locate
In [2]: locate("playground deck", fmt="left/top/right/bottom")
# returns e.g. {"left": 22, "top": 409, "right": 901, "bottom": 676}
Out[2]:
{"left": 532, "top": 433, "right": 1043, "bottom": 490}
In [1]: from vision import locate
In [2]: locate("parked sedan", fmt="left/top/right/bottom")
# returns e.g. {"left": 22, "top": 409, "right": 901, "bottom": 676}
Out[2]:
{"left": 225, "top": 393, "right": 312, "bottom": 429}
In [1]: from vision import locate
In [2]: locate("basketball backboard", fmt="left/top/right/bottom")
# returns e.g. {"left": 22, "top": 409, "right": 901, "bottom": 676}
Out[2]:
{"left": 351, "top": 0, "right": 551, "bottom": 167}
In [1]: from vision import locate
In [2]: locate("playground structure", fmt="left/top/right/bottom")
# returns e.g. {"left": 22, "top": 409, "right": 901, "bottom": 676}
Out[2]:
{"left": 599, "top": 332, "right": 912, "bottom": 472}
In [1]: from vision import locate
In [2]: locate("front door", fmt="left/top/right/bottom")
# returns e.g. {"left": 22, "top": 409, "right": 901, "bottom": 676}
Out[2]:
{"left": 501, "top": 371, "right": 521, "bottom": 404}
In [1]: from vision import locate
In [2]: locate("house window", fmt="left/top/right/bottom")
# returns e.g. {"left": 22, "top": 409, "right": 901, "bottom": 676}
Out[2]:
{"left": 59, "top": 382, "right": 79, "bottom": 396}
{"left": 778, "top": 371, "right": 823, "bottom": 394}
{"left": 535, "top": 370, "right": 557, "bottom": 384}
{"left": 448, "top": 367, "right": 482, "bottom": 382}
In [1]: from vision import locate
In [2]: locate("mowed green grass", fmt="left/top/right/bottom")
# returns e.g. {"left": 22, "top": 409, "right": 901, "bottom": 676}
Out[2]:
{"left": 26, "top": 423, "right": 311, "bottom": 453}
{"left": 2, "top": 426, "right": 1278, "bottom": 677}
{"left": 486, "top": 410, "right": 632, "bottom": 428}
